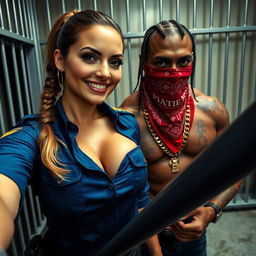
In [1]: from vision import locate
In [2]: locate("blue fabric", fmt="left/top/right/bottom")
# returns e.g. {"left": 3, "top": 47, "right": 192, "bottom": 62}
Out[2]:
{"left": 0, "top": 100, "right": 150, "bottom": 256}
{"left": 141, "top": 231, "right": 207, "bottom": 256}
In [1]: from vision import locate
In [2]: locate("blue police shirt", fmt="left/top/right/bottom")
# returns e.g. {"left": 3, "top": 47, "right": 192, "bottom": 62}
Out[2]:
{"left": 0, "top": 100, "right": 150, "bottom": 256}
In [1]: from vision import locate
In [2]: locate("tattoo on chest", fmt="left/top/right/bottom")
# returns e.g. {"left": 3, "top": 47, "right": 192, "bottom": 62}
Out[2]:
{"left": 197, "top": 120, "right": 208, "bottom": 145}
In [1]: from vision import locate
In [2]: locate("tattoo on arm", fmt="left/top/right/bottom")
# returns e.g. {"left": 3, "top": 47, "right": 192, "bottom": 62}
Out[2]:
{"left": 197, "top": 119, "right": 208, "bottom": 145}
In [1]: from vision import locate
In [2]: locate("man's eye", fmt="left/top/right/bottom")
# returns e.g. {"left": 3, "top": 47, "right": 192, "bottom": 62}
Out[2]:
{"left": 155, "top": 60, "right": 167, "bottom": 68}
{"left": 81, "top": 53, "right": 97, "bottom": 63}
{"left": 178, "top": 58, "right": 191, "bottom": 67}
{"left": 110, "top": 59, "right": 123, "bottom": 68}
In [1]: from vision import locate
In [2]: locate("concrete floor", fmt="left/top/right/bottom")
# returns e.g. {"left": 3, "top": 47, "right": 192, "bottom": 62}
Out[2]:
{"left": 207, "top": 209, "right": 256, "bottom": 256}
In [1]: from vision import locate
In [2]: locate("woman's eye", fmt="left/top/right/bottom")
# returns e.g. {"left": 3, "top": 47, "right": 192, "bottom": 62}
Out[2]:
{"left": 110, "top": 59, "right": 123, "bottom": 68}
{"left": 81, "top": 53, "right": 97, "bottom": 63}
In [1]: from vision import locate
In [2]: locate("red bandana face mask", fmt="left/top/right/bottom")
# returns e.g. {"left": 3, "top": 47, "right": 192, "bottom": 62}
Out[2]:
{"left": 141, "top": 63, "right": 195, "bottom": 153}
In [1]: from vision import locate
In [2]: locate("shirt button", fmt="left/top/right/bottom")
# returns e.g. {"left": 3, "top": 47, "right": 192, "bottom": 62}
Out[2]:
{"left": 108, "top": 183, "right": 114, "bottom": 190}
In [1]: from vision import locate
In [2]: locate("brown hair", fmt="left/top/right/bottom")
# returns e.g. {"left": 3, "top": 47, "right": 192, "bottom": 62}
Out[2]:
{"left": 37, "top": 10, "right": 124, "bottom": 181}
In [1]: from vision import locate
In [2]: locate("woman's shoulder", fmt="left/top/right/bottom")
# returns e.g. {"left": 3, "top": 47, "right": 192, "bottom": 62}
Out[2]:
{"left": 0, "top": 114, "right": 40, "bottom": 142}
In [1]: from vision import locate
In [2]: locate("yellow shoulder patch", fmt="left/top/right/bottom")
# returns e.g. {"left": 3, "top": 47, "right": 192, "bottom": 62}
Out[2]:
{"left": 0, "top": 127, "right": 23, "bottom": 139}
{"left": 112, "top": 107, "right": 132, "bottom": 113}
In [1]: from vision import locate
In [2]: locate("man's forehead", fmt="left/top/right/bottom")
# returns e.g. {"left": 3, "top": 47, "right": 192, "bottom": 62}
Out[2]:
{"left": 148, "top": 31, "right": 192, "bottom": 53}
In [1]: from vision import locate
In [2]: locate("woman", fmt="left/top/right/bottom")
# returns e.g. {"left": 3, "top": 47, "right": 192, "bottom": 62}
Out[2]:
{"left": 0, "top": 10, "right": 161, "bottom": 256}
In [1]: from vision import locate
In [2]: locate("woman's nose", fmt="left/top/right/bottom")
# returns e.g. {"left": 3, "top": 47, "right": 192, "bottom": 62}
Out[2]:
{"left": 96, "top": 62, "right": 111, "bottom": 80}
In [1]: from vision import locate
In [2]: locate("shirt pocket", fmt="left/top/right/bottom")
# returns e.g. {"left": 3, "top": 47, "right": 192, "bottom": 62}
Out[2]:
{"left": 128, "top": 147, "right": 148, "bottom": 193}
{"left": 39, "top": 163, "right": 84, "bottom": 219}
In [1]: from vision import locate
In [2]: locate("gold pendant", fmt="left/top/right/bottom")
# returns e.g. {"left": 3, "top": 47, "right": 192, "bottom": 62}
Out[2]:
{"left": 169, "top": 157, "right": 179, "bottom": 173}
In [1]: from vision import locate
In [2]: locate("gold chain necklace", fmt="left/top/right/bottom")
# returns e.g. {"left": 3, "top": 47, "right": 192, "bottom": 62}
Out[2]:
{"left": 143, "top": 103, "right": 191, "bottom": 173}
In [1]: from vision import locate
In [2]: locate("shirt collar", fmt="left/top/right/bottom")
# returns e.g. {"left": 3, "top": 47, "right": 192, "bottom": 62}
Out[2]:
{"left": 54, "top": 99, "right": 119, "bottom": 129}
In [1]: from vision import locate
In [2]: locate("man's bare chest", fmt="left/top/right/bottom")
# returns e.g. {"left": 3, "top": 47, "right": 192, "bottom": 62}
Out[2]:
{"left": 137, "top": 109, "right": 217, "bottom": 165}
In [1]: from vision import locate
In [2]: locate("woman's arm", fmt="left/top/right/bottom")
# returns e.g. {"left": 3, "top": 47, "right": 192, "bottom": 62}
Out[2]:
{"left": 0, "top": 174, "right": 20, "bottom": 249}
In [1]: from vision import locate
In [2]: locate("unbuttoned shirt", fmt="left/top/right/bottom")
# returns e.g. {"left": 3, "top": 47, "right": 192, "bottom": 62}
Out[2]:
{"left": 0, "top": 100, "right": 150, "bottom": 256}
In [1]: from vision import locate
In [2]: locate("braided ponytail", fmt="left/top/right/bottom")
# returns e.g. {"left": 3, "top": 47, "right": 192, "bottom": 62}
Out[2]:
{"left": 38, "top": 10, "right": 79, "bottom": 181}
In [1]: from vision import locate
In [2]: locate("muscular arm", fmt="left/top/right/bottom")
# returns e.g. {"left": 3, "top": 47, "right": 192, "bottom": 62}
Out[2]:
{"left": 0, "top": 174, "right": 20, "bottom": 249}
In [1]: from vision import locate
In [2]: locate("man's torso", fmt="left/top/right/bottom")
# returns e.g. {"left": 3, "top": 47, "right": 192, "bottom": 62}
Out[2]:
{"left": 120, "top": 89, "right": 229, "bottom": 197}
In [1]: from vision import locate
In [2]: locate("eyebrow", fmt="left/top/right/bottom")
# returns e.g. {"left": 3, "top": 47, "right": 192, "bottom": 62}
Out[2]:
{"left": 153, "top": 55, "right": 192, "bottom": 60}
{"left": 80, "top": 46, "right": 123, "bottom": 58}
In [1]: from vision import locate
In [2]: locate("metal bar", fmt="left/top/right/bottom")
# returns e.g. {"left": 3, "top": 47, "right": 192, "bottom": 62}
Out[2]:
{"left": 27, "top": 185, "right": 38, "bottom": 232}
{"left": 22, "top": 0, "right": 29, "bottom": 38}
{"left": 176, "top": 0, "right": 180, "bottom": 22}
{"left": 190, "top": 26, "right": 256, "bottom": 35}
{"left": 0, "top": 1, "right": 3, "bottom": 28}
{"left": 159, "top": 0, "right": 163, "bottom": 21}
{"left": 25, "top": 0, "right": 33, "bottom": 39}
{"left": 142, "top": 0, "right": 146, "bottom": 31}
{"left": 39, "top": 26, "right": 256, "bottom": 44}
{"left": 0, "top": 28, "right": 34, "bottom": 45}
{"left": 61, "top": 0, "right": 66, "bottom": 13}
{"left": 11, "top": 0, "right": 18, "bottom": 34}
{"left": 193, "top": 0, "right": 197, "bottom": 29}
{"left": 10, "top": 240, "right": 18, "bottom": 256}
{"left": 22, "top": 199, "right": 32, "bottom": 238}
{"left": 45, "top": 0, "right": 52, "bottom": 31}
{"left": 4, "top": 0, "right": 11, "bottom": 31}
{"left": 93, "top": 0, "right": 97, "bottom": 10}
{"left": 126, "top": 0, "right": 130, "bottom": 32}
{"left": 31, "top": 0, "right": 44, "bottom": 88}
{"left": 35, "top": 195, "right": 43, "bottom": 225}
{"left": 109, "top": 0, "right": 114, "bottom": 17}
{"left": 108, "top": 0, "right": 118, "bottom": 106}
{"left": 125, "top": 0, "right": 133, "bottom": 92}
{"left": 127, "top": 40, "right": 133, "bottom": 93}
{"left": 207, "top": 0, "right": 214, "bottom": 96}
{"left": 77, "top": 0, "right": 81, "bottom": 10}
{"left": 1, "top": 39, "right": 16, "bottom": 125}
{"left": 16, "top": 217, "right": 26, "bottom": 252}
{"left": 17, "top": 0, "right": 25, "bottom": 36}
{"left": 222, "top": 0, "right": 231, "bottom": 105}
{"left": 237, "top": 0, "right": 248, "bottom": 115}
{"left": 98, "top": 101, "right": 256, "bottom": 256}
{"left": 20, "top": 45, "right": 33, "bottom": 113}
{"left": 0, "top": 100, "right": 5, "bottom": 134}
{"left": 11, "top": 43, "right": 24, "bottom": 117}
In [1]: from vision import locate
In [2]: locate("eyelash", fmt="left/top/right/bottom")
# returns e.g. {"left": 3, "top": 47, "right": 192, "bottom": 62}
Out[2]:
{"left": 110, "top": 59, "right": 123, "bottom": 68}
{"left": 81, "top": 53, "right": 97, "bottom": 63}
{"left": 80, "top": 53, "right": 123, "bottom": 68}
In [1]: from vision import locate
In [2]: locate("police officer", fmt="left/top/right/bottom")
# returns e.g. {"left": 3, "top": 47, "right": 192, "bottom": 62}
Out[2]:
{"left": 0, "top": 10, "right": 162, "bottom": 256}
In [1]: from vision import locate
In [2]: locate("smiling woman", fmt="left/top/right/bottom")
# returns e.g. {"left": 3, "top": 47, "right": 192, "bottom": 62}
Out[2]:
{"left": 0, "top": 10, "right": 161, "bottom": 256}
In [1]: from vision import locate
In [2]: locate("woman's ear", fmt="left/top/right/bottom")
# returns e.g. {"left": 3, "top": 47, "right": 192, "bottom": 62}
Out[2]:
{"left": 54, "top": 49, "right": 65, "bottom": 72}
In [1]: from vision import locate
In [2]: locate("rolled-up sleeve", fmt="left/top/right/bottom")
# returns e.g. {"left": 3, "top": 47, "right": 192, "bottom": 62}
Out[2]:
{"left": 0, "top": 127, "right": 38, "bottom": 201}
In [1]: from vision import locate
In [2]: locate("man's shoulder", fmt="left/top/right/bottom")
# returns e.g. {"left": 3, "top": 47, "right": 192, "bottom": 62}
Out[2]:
{"left": 119, "top": 90, "right": 140, "bottom": 114}
{"left": 195, "top": 92, "right": 229, "bottom": 130}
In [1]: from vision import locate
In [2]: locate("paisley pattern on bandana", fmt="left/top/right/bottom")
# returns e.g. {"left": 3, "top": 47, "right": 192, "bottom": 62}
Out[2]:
{"left": 142, "top": 63, "right": 195, "bottom": 154}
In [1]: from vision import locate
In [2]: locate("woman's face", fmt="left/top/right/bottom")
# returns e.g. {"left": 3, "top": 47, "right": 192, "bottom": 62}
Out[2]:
{"left": 57, "top": 24, "right": 123, "bottom": 106}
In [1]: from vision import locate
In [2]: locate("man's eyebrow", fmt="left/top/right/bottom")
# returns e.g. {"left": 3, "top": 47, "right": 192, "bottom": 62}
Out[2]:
{"left": 178, "top": 55, "right": 193, "bottom": 59}
{"left": 153, "top": 56, "right": 170, "bottom": 61}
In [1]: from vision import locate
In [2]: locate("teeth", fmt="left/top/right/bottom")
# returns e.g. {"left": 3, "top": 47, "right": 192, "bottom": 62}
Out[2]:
{"left": 87, "top": 82, "right": 107, "bottom": 89}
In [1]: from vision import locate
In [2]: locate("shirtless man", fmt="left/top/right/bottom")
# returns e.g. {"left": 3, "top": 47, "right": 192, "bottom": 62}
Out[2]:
{"left": 120, "top": 20, "right": 242, "bottom": 256}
